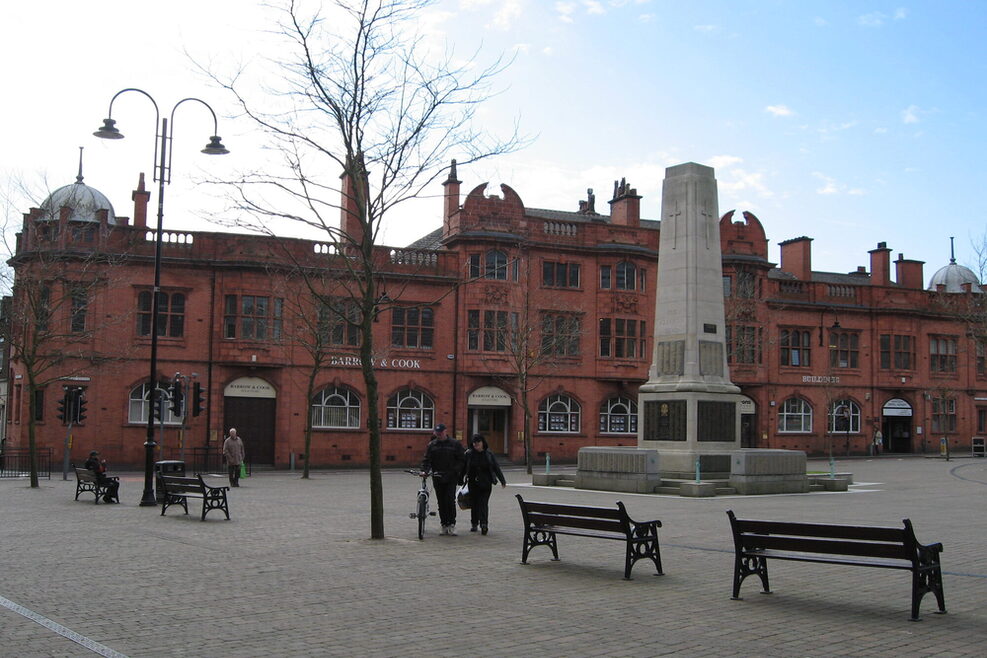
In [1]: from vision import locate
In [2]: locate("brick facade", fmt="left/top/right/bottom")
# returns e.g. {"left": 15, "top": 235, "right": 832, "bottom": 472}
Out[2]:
{"left": 6, "top": 170, "right": 986, "bottom": 469}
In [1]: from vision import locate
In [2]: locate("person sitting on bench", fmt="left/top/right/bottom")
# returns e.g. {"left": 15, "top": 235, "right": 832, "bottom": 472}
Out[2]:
{"left": 83, "top": 450, "right": 120, "bottom": 503}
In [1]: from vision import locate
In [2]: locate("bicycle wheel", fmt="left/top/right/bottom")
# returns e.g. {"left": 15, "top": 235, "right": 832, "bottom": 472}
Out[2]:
{"left": 417, "top": 494, "right": 427, "bottom": 540}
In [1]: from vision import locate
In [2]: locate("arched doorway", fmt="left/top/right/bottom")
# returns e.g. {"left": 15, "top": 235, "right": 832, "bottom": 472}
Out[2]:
{"left": 467, "top": 386, "right": 511, "bottom": 454}
{"left": 739, "top": 395, "right": 757, "bottom": 447}
{"left": 224, "top": 377, "right": 277, "bottom": 465}
{"left": 881, "top": 397, "right": 913, "bottom": 453}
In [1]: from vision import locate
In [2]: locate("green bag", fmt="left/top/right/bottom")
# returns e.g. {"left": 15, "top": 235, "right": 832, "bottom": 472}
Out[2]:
{"left": 240, "top": 462, "right": 248, "bottom": 479}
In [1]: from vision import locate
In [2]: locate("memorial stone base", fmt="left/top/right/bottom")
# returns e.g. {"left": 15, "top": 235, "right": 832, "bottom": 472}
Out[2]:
{"left": 728, "top": 449, "right": 809, "bottom": 495}
{"left": 574, "top": 447, "right": 663, "bottom": 494}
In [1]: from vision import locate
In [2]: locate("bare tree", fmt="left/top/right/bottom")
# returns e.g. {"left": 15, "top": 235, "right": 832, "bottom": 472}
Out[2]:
{"left": 206, "top": 0, "right": 522, "bottom": 538}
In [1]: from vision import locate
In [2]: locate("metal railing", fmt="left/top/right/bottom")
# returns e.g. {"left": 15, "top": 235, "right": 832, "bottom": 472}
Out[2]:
{"left": 0, "top": 448, "right": 53, "bottom": 479}
{"left": 188, "top": 447, "right": 251, "bottom": 476}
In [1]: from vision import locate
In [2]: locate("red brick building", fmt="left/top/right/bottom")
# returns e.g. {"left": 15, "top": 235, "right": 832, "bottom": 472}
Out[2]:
{"left": 6, "top": 165, "right": 986, "bottom": 469}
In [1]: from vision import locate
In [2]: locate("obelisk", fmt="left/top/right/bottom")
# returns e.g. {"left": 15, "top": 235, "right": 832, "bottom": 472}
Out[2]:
{"left": 638, "top": 162, "right": 741, "bottom": 479}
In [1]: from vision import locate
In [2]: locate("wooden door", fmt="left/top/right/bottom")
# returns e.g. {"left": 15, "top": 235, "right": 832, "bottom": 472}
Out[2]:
{"left": 223, "top": 397, "right": 276, "bottom": 464}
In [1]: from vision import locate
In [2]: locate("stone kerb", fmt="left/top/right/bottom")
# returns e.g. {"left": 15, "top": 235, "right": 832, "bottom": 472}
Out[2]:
{"left": 729, "top": 449, "right": 810, "bottom": 495}
{"left": 575, "top": 446, "right": 663, "bottom": 494}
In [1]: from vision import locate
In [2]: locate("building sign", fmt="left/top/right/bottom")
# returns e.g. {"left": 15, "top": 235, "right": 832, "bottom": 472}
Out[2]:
{"left": 882, "top": 398, "right": 913, "bottom": 417}
{"left": 738, "top": 395, "right": 756, "bottom": 415}
{"left": 467, "top": 386, "right": 512, "bottom": 407}
{"left": 225, "top": 377, "right": 277, "bottom": 399}
{"left": 802, "top": 375, "right": 840, "bottom": 384}
{"left": 328, "top": 355, "right": 422, "bottom": 369}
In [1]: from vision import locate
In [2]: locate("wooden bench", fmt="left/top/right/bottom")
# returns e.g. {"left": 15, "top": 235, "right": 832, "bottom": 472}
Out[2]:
{"left": 727, "top": 510, "right": 946, "bottom": 621}
{"left": 73, "top": 467, "right": 119, "bottom": 504}
{"left": 515, "top": 494, "right": 662, "bottom": 579}
{"left": 160, "top": 474, "right": 230, "bottom": 521}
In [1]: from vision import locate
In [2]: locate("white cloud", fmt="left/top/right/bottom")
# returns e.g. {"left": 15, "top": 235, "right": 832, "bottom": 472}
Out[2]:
{"left": 765, "top": 104, "right": 794, "bottom": 117}
{"left": 513, "top": 43, "right": 531, "bottom": 55}
{"left": 874, "top": 126, "right": 888, "bottom": 134}
{"left": 694, "top": 24, "right": 718, "bottom": 33}
{"left": 708, "top": 155, "right": 743, "bottom": 170}
{"left": 542, "top": 46, "right": 554, "bottom": 56}
{"left": 719, "top": 169, "right": 774, "bottom": 199}
{"left": 812, "top": 172, "right": 864, "bottom": 196}
{"left": 556, "top": 1, "right": 576, "bottom": 23}
{"left": 813, "top": 16, "right": 828, "bottom": 27}
{"left": 858, "top": 12, "right": 886, "bottom": 27}
{"left": 583, "top": 0, "right": 606, "bottom": 15}
{"left": 493, "top": 0, "right": 522, "bottom": 29}
{"left": 894, "top": 7, "right": 908, "bottom": 20}
{"left": 638, "top": 13, "right": 655, "bottom": 22}
{"left": 901, "top": 105, "right": 921, "bottom": 124}
{"left": 813, "top": 172, "right": 839, "bottom": 195}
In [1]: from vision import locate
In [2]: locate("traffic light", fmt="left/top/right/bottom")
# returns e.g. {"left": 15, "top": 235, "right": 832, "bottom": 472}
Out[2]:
{"left": 57, "top": 394, "right": 68, "bottom": 422}
{"left": 75, "top": 393, "right": 87, "bottom": 423}
{"left": 192, "top": 382, "right": 205, "bottom": 417}
{"left": 169, "top": 379, "right": 185, "bottom": 416}
{"left": 152, "top": 389, "right": 165, "bottom": 422}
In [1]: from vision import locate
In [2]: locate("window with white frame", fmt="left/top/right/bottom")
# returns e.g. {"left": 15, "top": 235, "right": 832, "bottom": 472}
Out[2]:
{"left": 777, "top": 397, "right": 812, "bottom": 433}
{"left": 311, "top": 387, "right": 361, "bottom": 429}
{"left": 386, "top": 389, "right": 435, "bottom": 430}
{"left": 599, "top": 396, "right": 637, "bottom": 434}
{"left": 538, "top": 393, "right": 580, "bottom": 433}
{"left": 128, "top": 382, "right": 183, "bottom": 425}
{"left": 828, "top": 399, "right": 860, "bottom": 433}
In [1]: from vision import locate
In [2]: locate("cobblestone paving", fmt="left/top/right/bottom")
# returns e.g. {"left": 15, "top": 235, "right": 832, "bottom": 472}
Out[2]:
{"left": 1, "top": 456, "right": 985, "bottom": 657}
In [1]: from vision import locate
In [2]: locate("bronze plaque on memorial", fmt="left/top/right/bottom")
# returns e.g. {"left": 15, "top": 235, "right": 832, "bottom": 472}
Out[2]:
{"left": 643, "top": 400, "right": 687, "bottom": 441}
{"left": 697, "top": 401, "right": 736, "bottom": 442}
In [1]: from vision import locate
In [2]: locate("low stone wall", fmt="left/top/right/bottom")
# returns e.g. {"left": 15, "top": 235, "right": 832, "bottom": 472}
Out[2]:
{"left": 729, "top": 449, "right": 809, "bottom": 494}
{"left": 575, "top": 447, "right": 663, "bottom": 494}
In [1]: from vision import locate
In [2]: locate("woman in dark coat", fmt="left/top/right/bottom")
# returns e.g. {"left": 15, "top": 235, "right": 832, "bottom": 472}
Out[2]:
{"left": 461, "top": 434, "right": 506, "bottom": 535}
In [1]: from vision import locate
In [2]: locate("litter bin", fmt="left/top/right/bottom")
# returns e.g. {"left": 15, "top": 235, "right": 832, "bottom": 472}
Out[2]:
{"left": 155, "top": 460, "right": 186, "bottom": 504}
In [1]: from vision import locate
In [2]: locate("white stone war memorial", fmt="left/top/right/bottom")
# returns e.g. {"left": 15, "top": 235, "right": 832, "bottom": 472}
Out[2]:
{"left": 573, "top": 163, "right": 818, "bottom": 496}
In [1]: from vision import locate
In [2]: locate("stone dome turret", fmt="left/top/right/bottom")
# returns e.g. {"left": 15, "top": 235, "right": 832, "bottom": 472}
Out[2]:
{"left": 927, "top": 260, "right": 983, "bottom": 293}
{"left": 38, "top": 149, "right": 116, "bottom": 225}
{"left": 39, "top": 179, "right": 117, "bottom": 225}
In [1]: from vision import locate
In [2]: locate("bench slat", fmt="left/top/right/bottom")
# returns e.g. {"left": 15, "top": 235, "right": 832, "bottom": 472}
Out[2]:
{"left": 527, "top": 512, "right": 624, "bottom": 534}
{"left": 523, "top": 501, "right": 624, "bottom": 519}
{"left": 749, "top": 550, "right": 913, "bottom": 570}
{"left": 740, "top": 535, "right": 911, "bottom": 560}
{"left": 736, "top": 519, "right": 906, "bottom": 543}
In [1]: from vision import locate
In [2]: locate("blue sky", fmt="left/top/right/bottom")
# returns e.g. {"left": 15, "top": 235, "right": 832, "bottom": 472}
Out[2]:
{"left": 2, "top": 1, "right": 985, "bottom": 279}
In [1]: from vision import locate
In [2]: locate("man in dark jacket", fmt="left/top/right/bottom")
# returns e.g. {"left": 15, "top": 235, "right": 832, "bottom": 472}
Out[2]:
{"left": 421, "top": 424, "right": 465, "bottom": 535}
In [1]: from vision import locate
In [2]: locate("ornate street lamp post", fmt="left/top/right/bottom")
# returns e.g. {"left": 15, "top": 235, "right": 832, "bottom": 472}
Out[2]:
{"left": 93, "top": 88, "right": 229, "bottom": 506}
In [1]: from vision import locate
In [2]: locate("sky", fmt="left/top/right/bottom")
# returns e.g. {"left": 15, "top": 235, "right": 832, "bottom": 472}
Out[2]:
{"left": 3, "top": 0, "right": 986, "bottom": 280}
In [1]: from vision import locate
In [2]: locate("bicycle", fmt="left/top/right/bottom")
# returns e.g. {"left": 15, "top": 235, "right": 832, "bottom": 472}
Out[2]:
{"left": 405, "top": 469, "right": 437, "bottom": 539}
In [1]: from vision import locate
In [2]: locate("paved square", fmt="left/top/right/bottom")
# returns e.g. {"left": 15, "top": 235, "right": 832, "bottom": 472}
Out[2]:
{"left": 1, "top": 456, "right": 986, "bottom": 656}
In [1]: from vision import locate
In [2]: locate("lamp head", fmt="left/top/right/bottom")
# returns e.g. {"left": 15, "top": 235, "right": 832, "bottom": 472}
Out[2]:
{"left": 202, "top": 135, "right": 229, "bottom": 155}
{"left": 93, "top": 118, "right": 124, "bottom": 140}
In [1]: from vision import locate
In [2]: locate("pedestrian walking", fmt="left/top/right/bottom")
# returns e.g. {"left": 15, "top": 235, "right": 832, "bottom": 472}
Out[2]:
{"left": 461, "top": 434, "right": 506, "bottom": 535}
{"left": 223, "top": 428, "right": 246, "bottom": 487}
{"left": 421, "top": 423, "right": 465, "bottom": 535}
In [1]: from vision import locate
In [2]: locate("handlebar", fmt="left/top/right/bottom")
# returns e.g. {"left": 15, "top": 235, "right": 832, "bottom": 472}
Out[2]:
{"left": 404, "top": 469, "right": 431, "bottom": 478}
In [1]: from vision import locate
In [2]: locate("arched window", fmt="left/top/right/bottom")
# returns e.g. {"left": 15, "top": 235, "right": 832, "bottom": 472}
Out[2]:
{"left": 828, "top": 399, "right": 861, "bottom": 434}
{"left": 484, "top": 250, "right": 508, "bottom": 280}
{"left": 777, "top": 397, "right": 812, "bottom": 433}
{"left": 311, "top": 386, "right": 361, "bottom": 429}
{"left": 386, "top": 389, "right": 435, "bottom": 430}
{"left": 599, "top": 396, "right": 637, "bottom": 434}
{"left": 538, "top": 393, "right": 580, "bottom": 433}
{"left": 615, "top": 261, "right": 637, "bottom": 290}
{"left": 128, "top": 382, "right": 183, "bottom": 425}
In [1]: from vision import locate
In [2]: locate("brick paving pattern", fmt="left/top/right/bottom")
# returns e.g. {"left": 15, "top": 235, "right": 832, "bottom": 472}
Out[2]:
{"left": 1, "top": 456, "right": 986, "bottom": 657}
